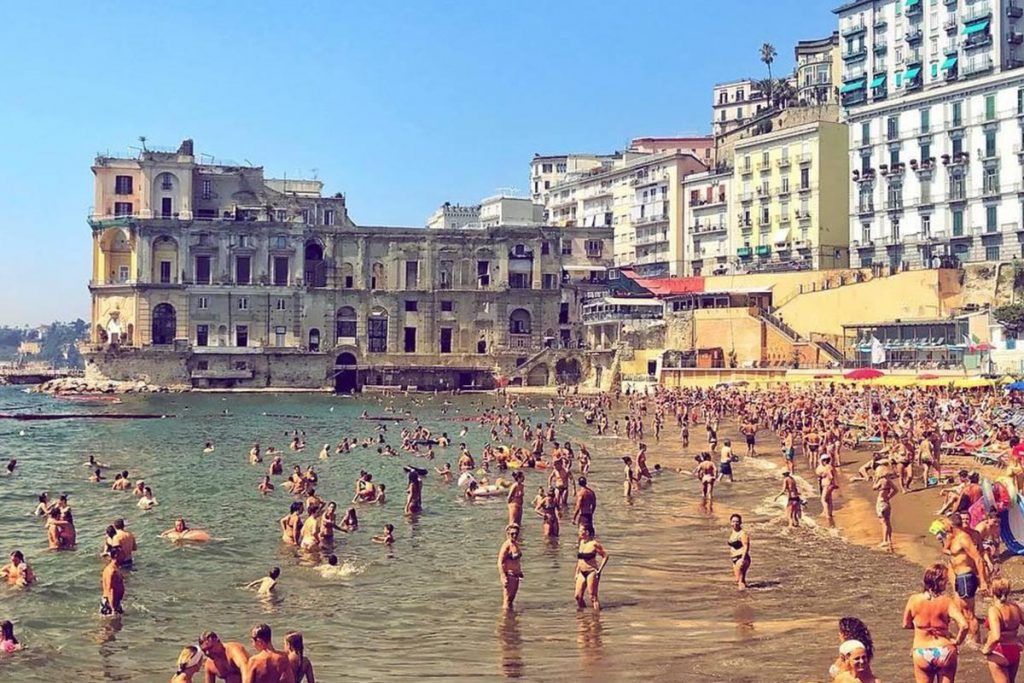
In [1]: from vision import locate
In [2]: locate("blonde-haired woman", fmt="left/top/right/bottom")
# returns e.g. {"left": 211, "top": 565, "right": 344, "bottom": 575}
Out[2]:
{"left": 171, "top": 645, "right": 204, "bottom": 683}
{"left": 982, "top": 578, "right": 1024, "bottom": 683}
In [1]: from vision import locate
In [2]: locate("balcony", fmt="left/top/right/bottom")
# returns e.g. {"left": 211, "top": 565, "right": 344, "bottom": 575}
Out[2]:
{"left": 874, "top": 39, "right": 888, "bottom": 53}
{"left": 842, "top": 22, "right": 867, "bottom": 37}
{"left": 740, "top": 164, "right": 753, "bottom": 176}
{"left": 906, "top": 28, "right": 924, "bottom": 43}
{"left": 857, "top": 202, "right": 876, "bottom": 215}
{"left": 756, "top": 161, "right": 771, "bottom": 174}
{"left": 963, "top": 55, "right": 994, "bottom": 76}
{"left": 635, "top": 232, "right": 669, "bottom": 246}
{"left": 944, "top": 16, "right": 959, "bottom": 32}
{"left": 873, "top": 15, "right": 888, "bottom": 29}
{"left": 907, "top": 0, "right": 923, "bottom": 16}
{"left": 633, "top": 213, "right": 669, "bottom": 226}
{"left": 1010, "top": 4, "right": 1024, "bottom": 19}
{"left": 692, "top": 223, "right": 726, "bottom": 235}
{"left": 963, "top": 2, "right": 993, "bottom": 21}
{"left": 843, "top": 45, "right": 868, "bottom": 61}
{"left": 737, "top": 247, "right": 753, "bottom": 258}
{"left": 739, "top": 191, "right": 754, "bottom": 203}
{"left": 755, "top": 245, "right": 771, "bottom": 257}
{"left": 776, "top": 156, "right": 792, "bottom": 169}
{"left": 777, "top": 214, "right": 791, "bottom": 226}
{"left": 964, "top": 32, "right": 994, "bottom": 50}
{"left": 884, "top": 199, "right": 904, "bottom": 212}
{"left": 797, "top": 212, "right": 812, "bottom": 223}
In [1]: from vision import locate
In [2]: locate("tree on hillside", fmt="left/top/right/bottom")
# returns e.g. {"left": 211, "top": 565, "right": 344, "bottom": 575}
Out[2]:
{"left": 994, "top": 304, "right": 1024, "bottom": 332}
{"left": 760, "top": 43, "right": 777, "bottom": 106}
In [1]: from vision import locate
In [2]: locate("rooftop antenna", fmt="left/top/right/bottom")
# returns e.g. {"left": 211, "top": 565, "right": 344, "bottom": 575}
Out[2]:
{"left": 311, "top": 167, "right": 319, "bottom": 180}
{"left": 243, "top": 159, "right": 253, "bottom": 167}
{"left": 138, "top": 135, "right": 148, "bottom": 152}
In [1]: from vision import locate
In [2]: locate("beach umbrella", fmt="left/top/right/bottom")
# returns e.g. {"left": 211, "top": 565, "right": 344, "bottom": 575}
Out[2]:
{"left": 1000, "top": 376, "right": 1019, "bottom": 385}
{"left": 953, "top": 377, "right": 994, "bottom": 389}
{"left": 916, "top": 373, "right": 941, "bottom": 380}
{"left": 843, "top": 368, "right": 885, "bottom": 381}
{"left": 1007, "top": 381, "right": 1024, "bottom": 391}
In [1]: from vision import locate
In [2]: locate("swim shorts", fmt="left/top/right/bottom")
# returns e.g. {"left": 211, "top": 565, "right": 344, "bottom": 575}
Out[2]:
{"left": 955, "top": 571, "right": 979, "bottom": 600}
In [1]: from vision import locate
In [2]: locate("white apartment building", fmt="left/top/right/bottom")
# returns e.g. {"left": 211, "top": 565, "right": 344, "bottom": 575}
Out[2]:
{"left": 427, "top": 196, "right": 543, "bottom": 229}
{"left": 683, "top": 170, "right": 733, "bottom": 275}
{"left": 836, "top": 0, "right": 1024, "bottom": 267}
{"left": 713, "top": 79, "right": 770, "bottom": 136}
{"left": 543, "top": 151, "right": 708, "bottom": 277}
{"left": 529, "top": 153, "right": 617, "bottom": 204}
{"left": 426, "top": 202, "right": 480, "bottom": 230}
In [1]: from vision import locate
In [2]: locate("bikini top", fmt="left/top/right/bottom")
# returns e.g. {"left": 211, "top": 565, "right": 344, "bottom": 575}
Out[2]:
{"left": 507, "top": 551, "right": 522, "bottom": 561}
{"left": 727, "top": 539, "right": 744, "bottom": 550}
{"left": 577, "top": 549, "right": 597, "bottom": 561}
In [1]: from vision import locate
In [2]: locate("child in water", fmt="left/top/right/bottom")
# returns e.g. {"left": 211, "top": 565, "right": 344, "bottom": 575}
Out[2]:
{"left": 245, "top": 567, "right": 280, "bottom": 597}
{"left": 372, "top": 524, "right": 395, "bottom": 545}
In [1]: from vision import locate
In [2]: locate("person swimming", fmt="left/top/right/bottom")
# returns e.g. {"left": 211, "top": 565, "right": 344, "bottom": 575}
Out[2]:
{"left": 245, "top": 567, "right": 280, "bottom": 597}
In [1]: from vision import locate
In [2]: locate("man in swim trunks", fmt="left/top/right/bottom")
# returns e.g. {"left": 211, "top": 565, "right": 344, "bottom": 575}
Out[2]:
{"left": 944, "top": 512, "right": 989, "bottom": 642}
{"left": 741, "top": 420, "right": 757, "bottom": 457}
{"left": 573, "top": 477, "right": 597, "bottom": 529}
{"left": 200, "top": 630, "right": 250, "bottom": 683}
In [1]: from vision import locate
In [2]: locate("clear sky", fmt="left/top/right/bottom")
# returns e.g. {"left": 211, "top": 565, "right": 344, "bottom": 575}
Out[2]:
{"left": 0, "top": 1, "right": 837, "bottom": 325}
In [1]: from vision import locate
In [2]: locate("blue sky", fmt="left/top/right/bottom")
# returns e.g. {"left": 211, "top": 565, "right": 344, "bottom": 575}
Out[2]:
{"left": 0, "top": 1, "right": 836, "bottom": 325}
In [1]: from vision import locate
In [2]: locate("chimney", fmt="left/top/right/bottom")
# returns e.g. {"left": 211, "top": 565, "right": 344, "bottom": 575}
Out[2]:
{"left": 178, "top": 138, "right": 194, "bottom": 156}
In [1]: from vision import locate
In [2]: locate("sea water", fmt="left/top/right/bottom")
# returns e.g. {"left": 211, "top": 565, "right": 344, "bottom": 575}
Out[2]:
{"left": 0, "top": 388, "right": 988, "bottom": 681}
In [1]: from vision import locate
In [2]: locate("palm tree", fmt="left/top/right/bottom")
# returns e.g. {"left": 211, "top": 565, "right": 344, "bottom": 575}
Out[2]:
{"left": 760, "top": 43, "right": 777, "bottom": 105}
{"left": 773, "top": 79, "right": 796, "bottom": 110}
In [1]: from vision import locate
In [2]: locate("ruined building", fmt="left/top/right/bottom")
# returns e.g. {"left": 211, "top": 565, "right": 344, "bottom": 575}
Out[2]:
{"left": 84, "top": 139, "right": 613, "bottom": 390}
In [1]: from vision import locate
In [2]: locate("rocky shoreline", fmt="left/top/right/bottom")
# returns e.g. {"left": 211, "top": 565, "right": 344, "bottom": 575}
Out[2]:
{"left": 34, "top": 377, "right": 181, "bottom": 395}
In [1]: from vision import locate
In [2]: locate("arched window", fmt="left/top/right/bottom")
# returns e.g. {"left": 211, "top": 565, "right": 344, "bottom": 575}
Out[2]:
{"left": 151, "top": 303, "right": 176, "bottom": 345}
{"left": 509, "top": 308, "right": 532, "bottom": 335}
{"left": 308, "top": 328, "right": 321, "bottom": 352}
{"left": 371, "top": 262, "right": 386, "bottom": 290}
{"left": 304, "top": 240, "right": 326, "bottom": 287}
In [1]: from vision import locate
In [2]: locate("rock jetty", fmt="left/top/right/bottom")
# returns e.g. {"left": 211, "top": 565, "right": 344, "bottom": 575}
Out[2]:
{"left": 35, "top": 377, "right": 178, "bottom": 395}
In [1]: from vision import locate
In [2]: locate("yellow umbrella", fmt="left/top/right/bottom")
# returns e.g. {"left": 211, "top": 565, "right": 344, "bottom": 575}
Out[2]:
{"left": 1001, "top": 375, "right": 1019, "bottom": 385}
{"left": 953, "top": 377, "right": 994, "bottom": 389}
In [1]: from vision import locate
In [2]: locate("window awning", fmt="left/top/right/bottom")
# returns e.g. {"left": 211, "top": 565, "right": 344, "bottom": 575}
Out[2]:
{"left": 841, "top": 79, "right": 866, "bottom": 93}
{"left": 904, "top": 66, "right": 921, "bottom": 80}
{"left": 871, "top": 73, "right": 887, "bottom": 88}
{"left": 964, "top": 19, "right": 990, "bottom": 35}
{"left": 942, "top": 56, "right": 958, "bottom": 70}
{"left": 773, "top": 228, "right": 790, "bottom": 244}
{"left": 906, "top": 0, "right": 920, "bottom": 6}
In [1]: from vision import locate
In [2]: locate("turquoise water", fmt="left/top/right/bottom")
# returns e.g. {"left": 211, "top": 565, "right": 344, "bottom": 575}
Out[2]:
{"left": 0, "top": 388, "right": 988, "bottom": 681}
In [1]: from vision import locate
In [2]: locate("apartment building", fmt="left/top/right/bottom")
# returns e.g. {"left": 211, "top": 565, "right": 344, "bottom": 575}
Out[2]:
{"left": 630, "top": 136, "right": 717, "bottom": 167}
{"left": 529, "top": 153, "right": 617, "bottom": 204}
{"left": 86, "top": 139, "right": 613, "bottom": 390}
{"left": 836, "top": 0, "right": 1024, "bottom": 267}
{"left": 713, "top": 79, "right": 770, "bottom": 136}
{"left": 542, "top": 151, "right": 708, "bottom": 277}
{"left": 683, "top": 169, "right": 733, "bottom": 275}
{"left": 795, "top": 32, "right": 842, "bottom": 105}
{"left": 732, "top": 120, "right": 851, "bottom": 272}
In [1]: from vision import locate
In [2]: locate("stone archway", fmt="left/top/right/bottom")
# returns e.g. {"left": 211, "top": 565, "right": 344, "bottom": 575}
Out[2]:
{"left": 335, "top": 351, "right": 359, "bottom": 393}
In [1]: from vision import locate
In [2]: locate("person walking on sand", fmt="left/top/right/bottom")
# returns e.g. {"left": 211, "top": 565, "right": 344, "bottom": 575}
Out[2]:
{"left": 727, "top": 514, "right": 750, "bottom": 590}
{"left": 873, "top": 472, "right": 898, "bottom": 551}
{"left": 944, "top": 512, "right": 989, "bottom": 643}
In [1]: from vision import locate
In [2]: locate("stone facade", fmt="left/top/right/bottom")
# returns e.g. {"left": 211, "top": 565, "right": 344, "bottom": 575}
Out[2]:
{"left": 85, "top": 140, "right": 613, "bottom": 390}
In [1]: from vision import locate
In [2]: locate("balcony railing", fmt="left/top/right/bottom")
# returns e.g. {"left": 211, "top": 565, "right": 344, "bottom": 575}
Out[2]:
{"left": 842, "top": 22, "right": 867, "bottom": 37}
{"left": 963, "top": 56, "right": 994, "bottom": 76}
{"left": 962, "top": 2, "right": 992, "bottom": 21}
{"left": 633, "top": 213, "right": 669, "bottom": 226}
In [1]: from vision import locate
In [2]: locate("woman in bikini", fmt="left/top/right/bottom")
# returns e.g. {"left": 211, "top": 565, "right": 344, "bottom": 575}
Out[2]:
{"left": 727, "top": 514, "right": 750, "bottom": 590}
{"left": 497, "top": 524, "right": 523, "bottom": 610}
{"left": 902, "top": 563, "right": 969, "bottom": 683}
{"left": 574, "top": 524, "right": 608, "bottom": 610}
{"left": 536, "top": 487, "right": 559, "bottom": 538}
{"left": 981, "top": 578, "right": 1024, "bottom": 683}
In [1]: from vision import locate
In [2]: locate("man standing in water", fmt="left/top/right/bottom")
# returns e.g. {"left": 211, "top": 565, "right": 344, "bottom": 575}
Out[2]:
{"left": 943, "top": 512, "right": 989, "bottom": 642}
{"left": 199, "top": 631, "right": 250, "bottom": 683}
{"left": 740, "top": 419, "right": 757, "bottom": 457}
{"left": 573, "top": 477, "right": 597, "bottom": 529}
{"left": 100, "top": 545, "right": 125, "bottom": 615}
{"left": 245, "top": 623, "right": 295, "bottom": 682}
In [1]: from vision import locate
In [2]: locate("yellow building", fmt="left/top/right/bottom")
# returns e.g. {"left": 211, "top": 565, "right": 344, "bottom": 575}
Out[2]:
{"left": 730, "top": 119, "right": 850, "bottom": 272}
